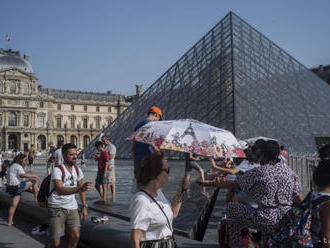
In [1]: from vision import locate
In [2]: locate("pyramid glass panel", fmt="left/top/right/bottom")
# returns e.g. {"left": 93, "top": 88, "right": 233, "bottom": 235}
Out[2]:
{"left": 83, "top": 12, "right": 330, "bottom": 155}
{"left": 231, "top": 13, "right": 330, "bottom": 152}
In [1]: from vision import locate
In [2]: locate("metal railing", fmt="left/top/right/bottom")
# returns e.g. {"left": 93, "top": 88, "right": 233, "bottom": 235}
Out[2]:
{"left": 287, "top": 153, "right": 318, "bottom": 194}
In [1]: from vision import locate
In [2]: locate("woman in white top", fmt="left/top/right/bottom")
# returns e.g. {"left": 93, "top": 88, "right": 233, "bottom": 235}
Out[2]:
{"left": 6, "top": 153, "right": 40, "bottom": 226}
{"left": 130, "top": 152, "right": 187, "bottom": 248}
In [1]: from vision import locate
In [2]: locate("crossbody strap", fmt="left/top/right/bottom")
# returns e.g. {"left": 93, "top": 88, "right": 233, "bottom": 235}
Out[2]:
{"left": 140, "top": 190, "right": 173, "bottom": 233}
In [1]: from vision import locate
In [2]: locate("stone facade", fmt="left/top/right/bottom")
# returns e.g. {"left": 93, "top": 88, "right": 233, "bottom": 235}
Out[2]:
{"left": 311, "top": 64, "right": 330, "bottom": 85}
{"left": 0, "top": 49, "right": 131, "bottom": 151}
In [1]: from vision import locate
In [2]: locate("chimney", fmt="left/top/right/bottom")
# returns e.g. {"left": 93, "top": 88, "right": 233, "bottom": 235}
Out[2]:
{"left": 136, "top": 84, "right": 143, "bottom": 97}
{"left": 24, "top": 54, "right": 30, "bottom": 61}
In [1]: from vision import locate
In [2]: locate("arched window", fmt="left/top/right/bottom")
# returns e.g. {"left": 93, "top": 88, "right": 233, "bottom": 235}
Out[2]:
{"left": 57, "top": 135, "right": 64, "bottom": 147}
{"left": 70, "top": 135, "right": 77, "bottom": 146}
{"left": 10, "top": 82, "right": 16, "bottom": 94}
{"left": 37, "top": 135, "right": 47, "bottom": 150}
{"left": 83, "top": 135, "right": 90, "bottom": 148}
{"left": 8, "top": 112, "right": 17, "bottom": 126}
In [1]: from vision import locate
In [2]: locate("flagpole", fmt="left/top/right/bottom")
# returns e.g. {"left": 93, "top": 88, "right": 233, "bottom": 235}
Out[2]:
{"left": 5, "top": 34, "right": 11, "bottom": 49}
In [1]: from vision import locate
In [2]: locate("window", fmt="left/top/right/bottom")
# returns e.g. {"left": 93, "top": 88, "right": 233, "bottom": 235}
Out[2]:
{"left": 8, "top": 112, "right": 17, "bottom": 126}
{"left": 57, "top": 104, "right": 61, "bottom": 110}
{"left": 70, "top": 117, "right": 75, "bottom": 128}
{"left": 83, "top": 135, "right": 90, "bottom": 148}
{"left": 70, "top": 135, "right": 77, "bottom": 145}
{"left": 108, "top": 106, "right": 111, "bottom": 112}
{"left": 23, "top": 115, "right": 29, "bottom": 127}
{"left": 37, "top": 135, "right": 46, "bottom": 150}
{"left": 57, "top": 135, "right": 64, "bottom": 147}
{"left": 40, "top": 102, "right": 44, "bottom": 108}
{"left": 71, "top": 104, "right": 74, "bottom": 111}
{"left": 84, "top": 105, "right": 87, "bottom": 111}
{"left": 96, "top": 105, "right": 100, "bottom": 112}
{"left": 38, "top": 116, "right": 44, "bottom": 128}
{"left": 10, "top": 82, "right": 16, "bottom": 94}
{"left": 56, "top": 117, "right": 62, "bottom": 128}
{"left": 96, "top": 118, "right": 100, "bottom": 129}
{"left": 24, "top": 100, "right": 29, "bottom": 107}
{"left": 107, "top": 117, "right": 113, "bottom": 125}
{"left": 83, "top": 118, "right": 88, "bottom": 128}
{"left": 21, "top": 83, "right": 29, "bottom": 94}
{"left": 0, "top": 82, "right": 3, "bottom": 93}
{"left": 0, "top": 114, "right": 2, "bottom": 126}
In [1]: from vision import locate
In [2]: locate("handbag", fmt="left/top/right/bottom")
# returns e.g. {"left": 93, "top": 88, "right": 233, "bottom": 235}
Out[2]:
{"left": 140, "top": 190, "right": 179, "bottom": 248}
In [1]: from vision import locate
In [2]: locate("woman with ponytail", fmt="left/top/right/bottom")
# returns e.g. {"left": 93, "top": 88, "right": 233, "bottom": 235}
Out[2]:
{"left": 6, "top": 153, "right": 40, "bottom": 226}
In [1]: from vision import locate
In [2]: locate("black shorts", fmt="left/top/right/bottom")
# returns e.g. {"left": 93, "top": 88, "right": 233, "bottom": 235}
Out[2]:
{"left": 28, "top": 156, "right": 34, "bottom": 165}
{"left": 6, "top": 181, "right": 27, "bottom": 197}
{"left": 185, "top": 161, "right": 202, "bottom": 173}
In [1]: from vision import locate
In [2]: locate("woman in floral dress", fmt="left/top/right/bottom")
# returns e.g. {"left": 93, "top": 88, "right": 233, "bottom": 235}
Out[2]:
{"left": 225, "top": 140, "right": 303, "bottom": 247}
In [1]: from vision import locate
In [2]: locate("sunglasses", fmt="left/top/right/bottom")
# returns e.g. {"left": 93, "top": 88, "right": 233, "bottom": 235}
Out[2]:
{"left": 161, "top": 168, "right": 170, "bottom": 175}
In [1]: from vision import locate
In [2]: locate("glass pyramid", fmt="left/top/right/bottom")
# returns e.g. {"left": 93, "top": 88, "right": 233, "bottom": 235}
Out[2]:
{"left": 84, "top": 12, "right": 330, "bottom": 157}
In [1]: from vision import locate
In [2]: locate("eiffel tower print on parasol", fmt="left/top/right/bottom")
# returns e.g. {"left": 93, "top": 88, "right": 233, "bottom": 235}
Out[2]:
{"left": 130, "top": 119, "right": 245, "bottom": 158}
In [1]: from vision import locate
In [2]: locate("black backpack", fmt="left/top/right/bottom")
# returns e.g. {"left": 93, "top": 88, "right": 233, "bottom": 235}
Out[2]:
{"left": 37, "top": 165, "right": 79, "bottom": 208}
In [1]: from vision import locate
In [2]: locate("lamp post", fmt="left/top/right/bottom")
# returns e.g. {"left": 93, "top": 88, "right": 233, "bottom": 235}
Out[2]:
{"left": 77, "top": 124, "right": 81, "bottom": 149}
{"left": 64, "top": 123, "right": 67, "bottom": 143}
{"left": 46, "top": 120, "right": 49, "bottom": 144}
{"left": 90, "top": 123, "right": 93, "bottom": 139}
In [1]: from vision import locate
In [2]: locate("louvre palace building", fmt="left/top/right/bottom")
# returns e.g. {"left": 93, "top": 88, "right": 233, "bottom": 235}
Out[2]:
{"left": 0, "top": 48, "right": 136, "bottom": 152}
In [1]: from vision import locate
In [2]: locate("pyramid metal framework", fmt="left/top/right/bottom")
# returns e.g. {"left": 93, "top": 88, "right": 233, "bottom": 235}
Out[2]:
{"left": 83, "top": 12, "right": 330, "bottom": 157}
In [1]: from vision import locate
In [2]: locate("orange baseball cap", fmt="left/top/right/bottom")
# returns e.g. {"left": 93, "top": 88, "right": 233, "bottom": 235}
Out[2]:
{"left": 148, "top": 106, "right": 163, "bottom": 119}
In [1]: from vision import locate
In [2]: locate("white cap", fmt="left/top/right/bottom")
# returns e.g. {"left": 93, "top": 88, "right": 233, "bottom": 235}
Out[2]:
{"left": 239, "top": 140, "right": 248, "bottom": 150}
{"left": 98, "top": 133, "right": 104, "bottom": 142}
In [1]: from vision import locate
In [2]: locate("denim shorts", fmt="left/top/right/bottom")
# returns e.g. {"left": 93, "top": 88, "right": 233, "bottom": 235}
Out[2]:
{"left": 96, "top": 171, "right": 111, "bottom": 184}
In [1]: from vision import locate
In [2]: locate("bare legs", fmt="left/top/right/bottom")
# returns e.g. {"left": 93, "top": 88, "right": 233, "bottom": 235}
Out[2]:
{"left": 49, "top": 227, "right": 80, "bottom": 248}
{"left": 95, "top": 182, "right": 109, "bottom": 202}
{"left": 102, "top": 183, "right": 108, "bottom": 202}
{"left": 8, "top": 195, "right": 20, "bottom": 226}
{"left": 25, "top": 180, "right": 39, "bottom": 203}
{"left": 67, "top": 227, "right": 80, "bottom": 248}
{"left": 199, "top": 169, "right": 206, "bottom": 194}
{"left": 110, "top": 184, "right": 116, "bottom": 202}
{"left": 95, "top": 182, "right": 104, "bottom": 200}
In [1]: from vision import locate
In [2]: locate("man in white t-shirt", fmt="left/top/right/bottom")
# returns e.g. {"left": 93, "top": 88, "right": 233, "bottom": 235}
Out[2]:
{"left": 101, "top": 135, "right": 116, "bottom": 201}
{"left": 47, "top": 143, "right": 92, "bottom": 248}
{"left": 54, "top": 143, "right": 64, "bottom": 167}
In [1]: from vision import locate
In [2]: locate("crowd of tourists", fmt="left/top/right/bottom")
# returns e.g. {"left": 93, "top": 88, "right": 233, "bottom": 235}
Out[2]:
{"left": 0, "top": 105, "right": 329, "bottom": 248}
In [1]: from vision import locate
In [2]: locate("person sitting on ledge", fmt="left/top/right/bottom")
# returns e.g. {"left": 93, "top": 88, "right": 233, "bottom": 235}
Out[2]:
{"left": 200, "top": 140, "right": 303, "bottom": 247}
{"left": 6, "top": 153, "right": 40, "bottom": 226}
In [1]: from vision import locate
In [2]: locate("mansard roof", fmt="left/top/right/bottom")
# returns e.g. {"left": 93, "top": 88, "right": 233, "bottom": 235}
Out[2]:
{"left": 40, "top": 87, "right": 125, "bottom": 102}
{"left": 0, "top": 49, "right": 34, "bottom": 74}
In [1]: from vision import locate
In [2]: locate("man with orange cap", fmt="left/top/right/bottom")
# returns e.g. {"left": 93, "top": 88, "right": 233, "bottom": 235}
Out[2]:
{"left": 132, "top": 106, "right": 163, "bottom": 177}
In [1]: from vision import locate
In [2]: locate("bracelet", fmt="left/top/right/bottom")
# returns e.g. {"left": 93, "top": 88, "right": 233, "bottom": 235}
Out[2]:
{"left": 77, "top": 186, "right": 82, "bottom": 193}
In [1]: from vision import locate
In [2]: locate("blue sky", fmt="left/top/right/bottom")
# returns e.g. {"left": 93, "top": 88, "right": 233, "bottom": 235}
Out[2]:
{"left": 1, "top": 0, "right": 329, "bottom": 96}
